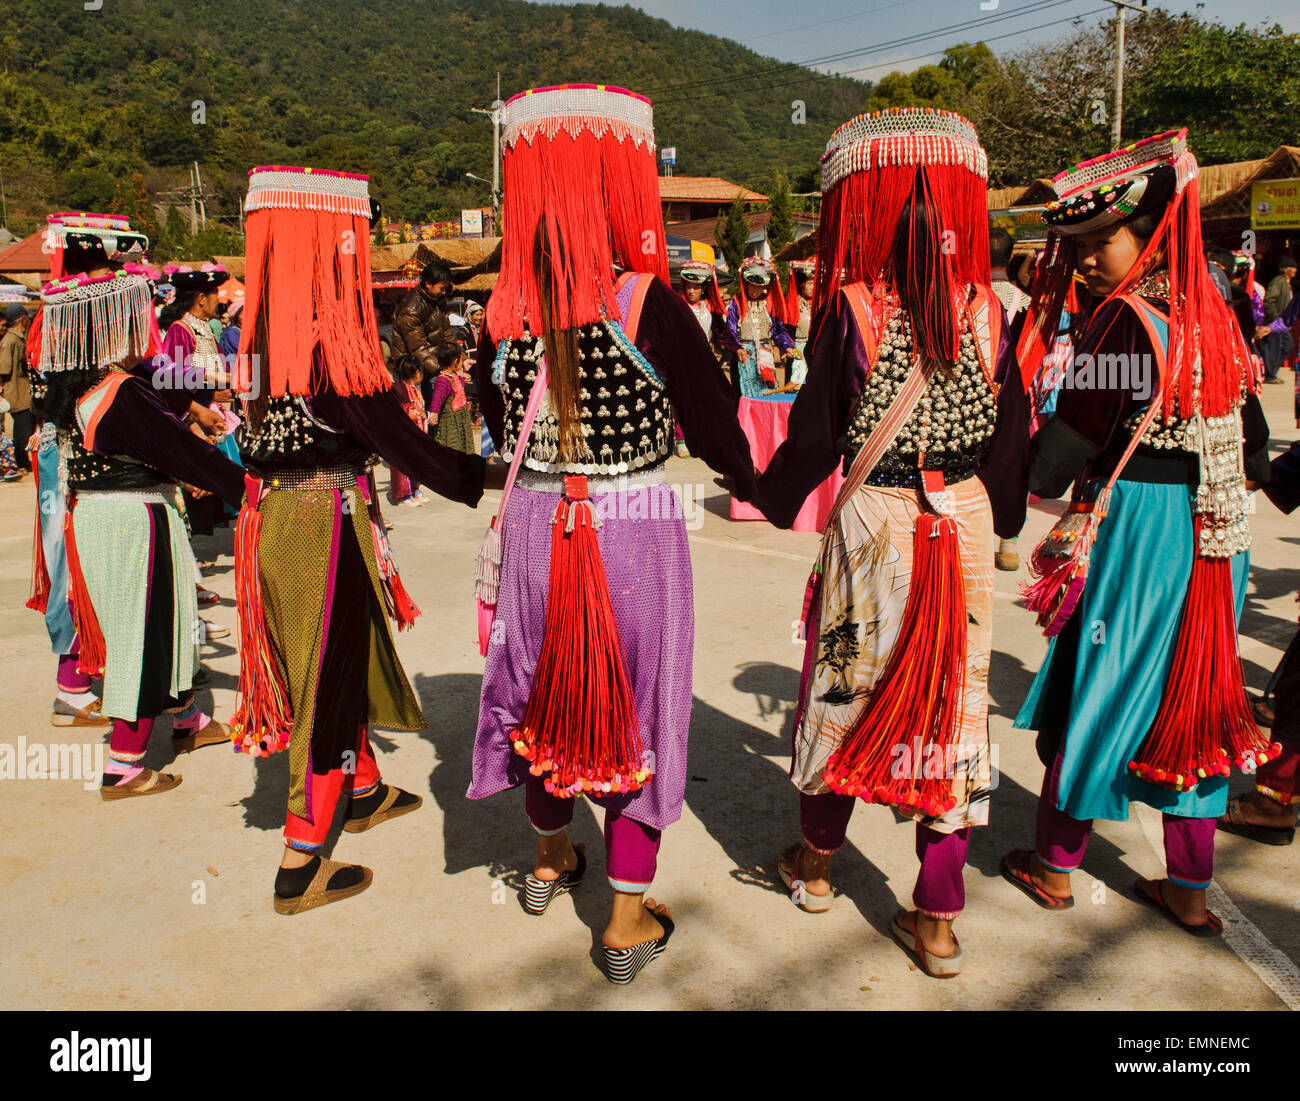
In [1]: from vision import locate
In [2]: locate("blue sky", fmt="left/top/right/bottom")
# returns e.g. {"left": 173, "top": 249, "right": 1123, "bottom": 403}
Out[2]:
{"left": 534, "top": 0, "right": 1299, "bottom": 78}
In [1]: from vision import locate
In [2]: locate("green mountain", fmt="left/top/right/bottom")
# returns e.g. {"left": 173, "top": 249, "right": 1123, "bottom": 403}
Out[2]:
{"left": 0, "top": 0, "right": 869, "bottom": 235}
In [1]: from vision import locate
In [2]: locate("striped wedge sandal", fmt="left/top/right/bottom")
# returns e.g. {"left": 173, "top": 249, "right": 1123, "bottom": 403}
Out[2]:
{"left": 522, "top": 844, "right": 586, "bottom": 915}
{"left": 603, "top": 908, "right": 674, "bottom": 985}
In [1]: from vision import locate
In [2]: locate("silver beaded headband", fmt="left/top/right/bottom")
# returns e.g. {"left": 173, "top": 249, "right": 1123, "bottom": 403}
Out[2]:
{"left": 1053, "top": 129, "right": 1196, "bottom": 198}
{"left": 821, "top": 108, "right": 987, "bottom": 193}
{"left": 501, "top": 84, "right": 655, "bottom": 150}
{"left": 245, "top": 165, "right": 372, "bottom": 217}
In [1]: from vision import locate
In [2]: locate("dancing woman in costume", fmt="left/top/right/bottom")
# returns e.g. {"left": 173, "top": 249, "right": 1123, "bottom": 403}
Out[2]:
{"left": 752, "top": 109, "right": 1029, "bottom": 977}
{"left": 229, "top": 166, "right": 484, "bottom": 915}
{"left": 39, "top": 267, "right": 246, "bottom": 798}
{"left": 1003, "top": 131, "right": 1273, "bottom": 934}
{"left": 468, "top": 84, "right": 758, "bottom": 984}
{"left": 25, "top": 213, "right": 151, "bottom": 731}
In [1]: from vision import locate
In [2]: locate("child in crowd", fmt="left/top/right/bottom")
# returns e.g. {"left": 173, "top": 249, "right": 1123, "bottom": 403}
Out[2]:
{"left": 388, "top": 358, "right": 429, "bottom": 507}
{"left": 428, "top": 344, "right": 477, "bottom": 456}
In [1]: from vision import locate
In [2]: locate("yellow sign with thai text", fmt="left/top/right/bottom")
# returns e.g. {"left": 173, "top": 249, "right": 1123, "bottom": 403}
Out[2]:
{"left": 1251, "top": 178, "right": 1300, "bottom": 231}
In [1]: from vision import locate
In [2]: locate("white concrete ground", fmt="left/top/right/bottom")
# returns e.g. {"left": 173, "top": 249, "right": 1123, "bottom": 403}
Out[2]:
{"left": 1, "top": 382, "right": 1297, "bottom": 1010}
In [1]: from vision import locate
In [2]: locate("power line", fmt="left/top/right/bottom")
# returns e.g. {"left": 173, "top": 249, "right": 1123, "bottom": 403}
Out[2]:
{"left": 741, "top": 0, "right": 932, "bottom": 44}
{"left": 643, "top": 0, "right": 1092, "bottom": 98}
{"left": 652, "top": 5, "right": 1111, "bottom": 105}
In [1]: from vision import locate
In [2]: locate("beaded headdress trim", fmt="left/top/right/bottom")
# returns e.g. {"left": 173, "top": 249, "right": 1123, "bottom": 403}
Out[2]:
{"left": 244, "top": 165, "right": 372, "bottom": 217}
{"left": 1051, "top": 129, "right": 1195, "bottom": 198}
{"left": 501, "top": 83, "right": 655, "bottom": 150}
{"left": 821, "top": 108, "right": 987, "bottom": 193}
{"left": 38, "top": 272, "right": 155, "bottom": 374}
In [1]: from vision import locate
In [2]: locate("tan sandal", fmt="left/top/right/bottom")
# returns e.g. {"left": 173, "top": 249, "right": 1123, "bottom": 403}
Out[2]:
{"left": 342, "top": 783, "right": 422, "bottom": 834}
{"left": 891, "top": 909, "right": 963, "bottom": 978}
{"left": 51, "top": 697, "right": 111, "bottom": 728}
{"left": 171, "top": 717, "right": 232, "bottom": 755}
{"left": 100, "top": 768, "right": 183, "bottom": 801}
{"left": 777, "top": 843, "right": 834, "bottom": 913}
{"left": 273, "top": 858, "right": 373, "bottom": 915}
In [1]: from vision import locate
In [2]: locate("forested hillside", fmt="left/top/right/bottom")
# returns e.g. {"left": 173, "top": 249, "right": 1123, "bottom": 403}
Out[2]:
{"left": 0, "top": 0, "right": 868, "bottom": 234}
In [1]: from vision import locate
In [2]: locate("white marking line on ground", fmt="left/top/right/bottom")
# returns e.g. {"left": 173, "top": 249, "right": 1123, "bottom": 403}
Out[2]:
{"left": 688, "top": 534, "right": 812, "bottom": 563}
{"left": 1133, "top": 802, "right": 1300, "bottom": 1010}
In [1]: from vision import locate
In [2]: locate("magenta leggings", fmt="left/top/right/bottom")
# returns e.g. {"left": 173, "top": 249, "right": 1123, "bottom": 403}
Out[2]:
{"left": 525, "top": 775, "right": 662, "bottom": 893}
{"left": 1036, "top": 748, "right": 1215, "bottom": 889}
{"left": 57, "top": 651, "right": 91, "bottom": 694}
{"left": 800, "top": 792, "right": 970, "bottom": 920}
{"left": 108, "top": 717, "right": 155, "bottom": 765}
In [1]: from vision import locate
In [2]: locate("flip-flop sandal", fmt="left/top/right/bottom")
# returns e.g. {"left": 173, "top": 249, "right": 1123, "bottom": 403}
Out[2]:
{"left": 522, "top": 844, "right": 587, "bottom": 915}
{"left": 777, "top": 843, "right": 833, "bottom": 913}
{"left": 171, "top": 717, "right": 232, "bottom": 755}
{"left": 1001, "top": 849, "right": 1075, "bottom": 910}
{"left": 100, "top": 768, "right": 183, "bottom": 801}
{"left": 342, "top": 783, "right": 423, "bottom": 834}
{"left": 1217, "top": 797, "right": 1295, "bottom": 847}
{"left": 603, "top": 909, "right": 674, "bottom": 984}
{"left": 1133, "top": 878, "right": 1222, "bottom": 937}
{"left": 891, "top": 910, "right": 963, "bottom": 978}
{"left": 273, "top": 858, "right": 374, "bottom": 916}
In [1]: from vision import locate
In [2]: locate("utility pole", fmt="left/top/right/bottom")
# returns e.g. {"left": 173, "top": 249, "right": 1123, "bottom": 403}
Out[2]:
{"left": 471, "top": 73, "right": 503, "bottom": 236}
{"left": 1110, "top": 0, "right": 1147, "bottom": 147}
{"left": 194, "top": 161, "right": 207, "bottom": 232}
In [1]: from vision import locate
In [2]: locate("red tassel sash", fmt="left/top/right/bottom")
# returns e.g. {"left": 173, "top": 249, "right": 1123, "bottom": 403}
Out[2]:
{"left": 822, "top": 505, "right": 968, "bottom": 819}
{"left": 25, "top": 441, "right": 50, "bottom": 614}
{"left": 1128, "top": 519, "right": 1279, "bottom": 791}
{"left": 509, "top": 475, "right": 650, "bottom": 798}
{"left": 62, "top": 500, "right": 106, "bottom": 676}
{"left": 230, "top": 475, "right": 293, "bottom": 756}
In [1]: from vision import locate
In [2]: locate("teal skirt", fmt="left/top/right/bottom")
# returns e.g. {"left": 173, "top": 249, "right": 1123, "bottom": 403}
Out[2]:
{"left": 1015, "top": 479, "right": 1248, "bottom": 822}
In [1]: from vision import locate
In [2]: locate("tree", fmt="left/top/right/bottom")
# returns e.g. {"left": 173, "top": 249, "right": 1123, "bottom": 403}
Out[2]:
{"left": 109, "top": 172, "right": 157, "bottom": 242}
{"left": 767, "top": 169, "right": 794, "bottom": 259}
{"left": 715, "top": 192, "right": 750, "bottom": 275}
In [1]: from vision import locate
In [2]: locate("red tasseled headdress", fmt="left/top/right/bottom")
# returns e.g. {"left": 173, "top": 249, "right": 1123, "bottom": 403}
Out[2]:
{"left": 785, "top": 260, "right": 815, "bottom": 319}
{"left": 1017, "top": 130, "right": 1255, "bottom": 420}
{"left": 236, "top": 165, "right": 391, "bottom": 398}
{"left": 487, "top": 84, "right": 668, "bottom": 342}
{"left": 814, "top": 108, "right": 990, "bottom": 358}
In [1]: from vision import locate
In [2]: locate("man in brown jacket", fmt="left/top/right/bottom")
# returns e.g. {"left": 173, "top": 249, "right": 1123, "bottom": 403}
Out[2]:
{"left": 390, "top": 261, "right": 458, "bottom": 399}
{"left": 0, "top": 304, "right": 33, "bottom": 470}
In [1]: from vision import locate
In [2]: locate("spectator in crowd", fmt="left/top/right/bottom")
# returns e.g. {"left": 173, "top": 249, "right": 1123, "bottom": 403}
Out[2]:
{"left": 1205, "top": 243, "right": 1233, "bottom": 304}
{"left": 0, "top": 304, "right": 34, "bottom": 471}
{"left": 1261, "top": 256, "right": 1297, "bottom": 384}
{"left": 390, "top": 261, "right": 459, "bottom": 412}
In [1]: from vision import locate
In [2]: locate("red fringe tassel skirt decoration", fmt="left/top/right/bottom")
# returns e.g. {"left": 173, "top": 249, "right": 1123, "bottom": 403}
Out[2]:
{"left": 25, "top": 441, "right": 50, "bottom": 614}
{"left": 510, "top": 475, "right": 650, "bottom": 798}
{"left": 230, "top": 481, "right": 294, "bottom": 756}
{"left": 1129, "top": 522, "right": 1279, "bottom": 791}
{"left": 61, "top": 500, "right": 106, "bottom": 677}
{"left": 822, "top": 512, "right": 968, "bottom": 818}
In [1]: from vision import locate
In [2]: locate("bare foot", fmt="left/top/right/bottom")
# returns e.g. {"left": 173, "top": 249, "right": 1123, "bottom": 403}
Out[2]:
{"left": 533, "top": 833, "right": 579, "bottom": 883}
{"left": 1137, "top": 877, "right": 1212, "bottom": 928}
{"left": 603, "top": 898, "right": 671, "bottom": 950}
{"left": 779, "top": 843, "right": 831, "bottom": 899}
{"left": 1013, "top": 849, "right": 1073, "bottom": 901}
{"left": 897, "top": 909, "right": 957, "bottom": 958}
